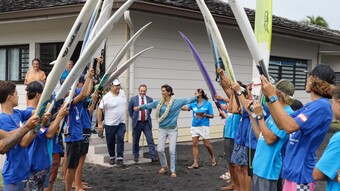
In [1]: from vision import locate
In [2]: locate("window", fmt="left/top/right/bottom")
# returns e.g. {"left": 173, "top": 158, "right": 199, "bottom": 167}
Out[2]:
{"left": 0, "top": 45, "right": 29, "bottom": 82}
{"left": 335, "top": 72, "right": 340, "bottom": 85}
{"left": 269, "top": 56, "right": 308, "bottom": 90}
{"left": 40, "top": 43, "right": 63, "bottom": 76}
{"left": 40, "top": 42, "right": 83, "bottom": 76}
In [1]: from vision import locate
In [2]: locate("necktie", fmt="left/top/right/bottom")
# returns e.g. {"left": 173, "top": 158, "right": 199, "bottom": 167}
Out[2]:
{"left": 141, "top": 97, "right": 146, "bottom": 121}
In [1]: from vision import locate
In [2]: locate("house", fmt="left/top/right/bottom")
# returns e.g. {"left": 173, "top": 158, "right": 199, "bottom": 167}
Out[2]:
{"left": 1, "top": 0, "right": 340, "bottom": 144}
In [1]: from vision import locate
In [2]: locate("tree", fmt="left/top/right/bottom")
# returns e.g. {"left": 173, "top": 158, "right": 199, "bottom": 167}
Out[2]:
{"left": 303, "top": 15, "right": 329, "bottom": 28}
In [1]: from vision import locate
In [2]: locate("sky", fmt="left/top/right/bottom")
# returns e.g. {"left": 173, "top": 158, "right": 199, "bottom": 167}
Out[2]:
{"left": 224, "top": 0, "right": 340, "bottom": 30}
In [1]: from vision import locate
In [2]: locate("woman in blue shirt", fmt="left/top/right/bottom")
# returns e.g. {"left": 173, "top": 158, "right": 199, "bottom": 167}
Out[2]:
{"left": 134, "top": 84, "right": 197, "bottom": 178}
{"left": 182, "top": 89, "right": 215, "bottom": 169}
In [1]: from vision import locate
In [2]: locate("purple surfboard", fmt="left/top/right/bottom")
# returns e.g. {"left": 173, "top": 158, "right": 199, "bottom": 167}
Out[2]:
{"left": 180, "top": 32, "right": 221, "bottom": 109}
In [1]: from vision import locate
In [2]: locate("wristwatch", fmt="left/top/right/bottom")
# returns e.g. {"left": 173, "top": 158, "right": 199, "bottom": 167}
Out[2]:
{"left": 269, "top": 96, "right": 278, "bottom": 104}
{"left": 236, "top": 91, "right": 243, "bottom": 96}
{"left": 256, "top": 114, "right": 264, "bottom": 120}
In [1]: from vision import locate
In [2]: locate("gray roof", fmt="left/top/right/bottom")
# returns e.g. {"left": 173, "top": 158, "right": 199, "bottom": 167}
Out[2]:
{"left": 0, "top": 0, "right": 85, "bottom": 13}
{"left": 143, "top": 0, "right": 340, "bottom": 40}
{"left": 1, "top": 0, "right": 340, "bottom": 41}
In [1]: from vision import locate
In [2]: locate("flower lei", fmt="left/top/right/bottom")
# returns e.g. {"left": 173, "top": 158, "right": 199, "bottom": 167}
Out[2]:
{"left": 155, "top": 96, "right": 175, "bottom": 123}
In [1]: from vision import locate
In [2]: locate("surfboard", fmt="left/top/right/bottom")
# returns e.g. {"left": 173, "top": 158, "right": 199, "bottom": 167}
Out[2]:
{"left": 89, "top": 0, "right": 114, "bottom": 70}
{"left": 96, "top": 22, "right": 152, "bottom": 92}
{"left": 251, "top": 0, "right": 272, "bottom": 101}
{"left": 103, "top": 47, "right": 154, "bottom": 89}
{"left": 195, "top": 0, "right": 237, "bottom": 84}
{"left": 228, "top": 0, "right": 271, "bottom": 82}
{"left": 34, "top": 0, "right": 98, "bottom": 128}
{"left": 50, "top": 0, "right": 135, "bottom": 109}
{"left": 179, "top": 32, "right": 221, "bottom": 109}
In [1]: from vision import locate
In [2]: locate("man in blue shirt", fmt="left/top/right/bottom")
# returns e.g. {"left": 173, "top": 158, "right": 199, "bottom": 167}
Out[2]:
{"left": 261, "top": 64, "right": 335, "bottom": 191}
{"left": 64, "top": 70, "right": 94, "bottom": 191}
{"left": 24, "top": 81, "right": 68, "bottom": 190}
{"left": 313, "top": 85, "right": 340, "bottom": 191}
{"left": 0, "top": 80, "right": 39, "bottom": 191}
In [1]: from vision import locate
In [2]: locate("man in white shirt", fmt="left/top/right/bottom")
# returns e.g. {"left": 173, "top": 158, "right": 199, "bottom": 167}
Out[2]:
{"left": 97, "top": 79, "right": 126, "bottom": 166}
{"left": 128, "top": 84, "right": 158, "bottom": 163}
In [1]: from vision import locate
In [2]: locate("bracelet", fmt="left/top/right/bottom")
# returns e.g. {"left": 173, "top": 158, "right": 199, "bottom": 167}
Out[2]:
{"left": 269, "top": 96, "right": 278, "bottom": 104}
{"left": 236, "top": 91, "right": 243, "bottom": 96}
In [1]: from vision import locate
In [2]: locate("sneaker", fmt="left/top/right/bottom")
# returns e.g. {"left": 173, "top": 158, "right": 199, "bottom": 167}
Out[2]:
{"left": 116, "top": 160, "right": 125, "bottom": 167}
{"left": 109, "top": 159, "right": 115, "bottom": 165}
{"left": 134, "top": 157, "right": 139, "bottom": 163}
{"left": 151, "top": 158, "right": 159, "bottom": 163}
{"left": 91, "top": 129, "right": 98, "bottom": 134}
{"left": 98, "top": 131, "right": 104, "bottom": 138}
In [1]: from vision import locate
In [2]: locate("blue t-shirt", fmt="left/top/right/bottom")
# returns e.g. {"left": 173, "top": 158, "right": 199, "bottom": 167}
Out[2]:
{"left": 188, "top": 99, "right": 213, "bottom": 127}
{"left": 25, "top": 107, "right": 51, "bottom": 173}
{"left": 246, "top": 105, "right": 270, "bottom": 149}
{"left": 316, "top": 132, "right": 340, "bottom": 191}
{"left": 234, "top": 109, "right": 250, "bottom": 146}
{"left": 253, "top": 106, "right": 293, "bottom": 180}
{"left": 282, "top": 98, "right": 332, "bottom": 183}
{"left": 224, "top": 114, "right": 241, "bottom": 139}
{"left": 77, "top": 88, "right": 92, "bottom": 129}
{"left": 52, "top": 134, "right": 64, "bottom": 154}
{"left": 141, "top": 97, "right": 197, "bottom": 129}
{"left": 245, "top": 122, "right": 257, "bottom": 150}
{"left": 64, "top": 88, "right": 85, "bottom": 142}
{"left": 0, "top": 109, "right": 31, "bottom": 184}
{"left": 28, "top": 126, "right": 51, "bottom": 172}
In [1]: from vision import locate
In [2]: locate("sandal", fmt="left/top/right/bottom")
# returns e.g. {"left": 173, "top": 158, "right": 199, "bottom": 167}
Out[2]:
{"left": 171, "top": 172, "right": 177, "bottom": 178}
{"left": 220, "top": 172, "right": 231, "bottom": 184}
{"left": 211, "top": 160, "right": 217, "bottom": 166}
{"left": 158, "top": 166, "right": 169, "bottom": 174}
{"left": 187, "top": 165, "right": 199, "bottom": 169}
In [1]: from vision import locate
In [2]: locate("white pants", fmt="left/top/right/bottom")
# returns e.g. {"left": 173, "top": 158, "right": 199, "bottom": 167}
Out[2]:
{"left": 157, "top": 128, "right": 178, "bottom": 173}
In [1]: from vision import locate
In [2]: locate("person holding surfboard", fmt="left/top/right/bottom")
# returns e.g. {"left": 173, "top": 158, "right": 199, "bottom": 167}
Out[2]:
{"left": 182, "top": 88, "right": 216, "bottom": 169}
{"left": 134, "top": 84, "right": 197, "bottom": 178}
{"left": 232, "top": 80, "right": 295, "bottom": 191}
{"left": 0, "top": 80, "right": 40, "bottom": 191}
{"left": 260, "top": 64, "right": 335, "bottom": 191}
{"left": 313, "top": 85, "right": 340, "bottom": 191}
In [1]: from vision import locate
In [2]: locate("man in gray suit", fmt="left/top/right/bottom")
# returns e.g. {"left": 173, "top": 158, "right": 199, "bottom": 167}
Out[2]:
{"left": 128, "top": 84, "right": 158, "bottom": 163}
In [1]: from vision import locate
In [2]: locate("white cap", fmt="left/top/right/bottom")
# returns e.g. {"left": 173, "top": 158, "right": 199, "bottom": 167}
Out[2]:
{"left": 111, "top": 78, "right": 121, "bottom": 86}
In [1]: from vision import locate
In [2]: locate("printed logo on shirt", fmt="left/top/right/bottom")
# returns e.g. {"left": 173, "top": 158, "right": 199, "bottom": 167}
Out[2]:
{"left": 40, "top": 127, "right": 46, "bottom": 133}
{"left": 289, "top": 131, "right": 299, "bottom": 145}
{"left": 297, "top": 114, "right": 308, "bottom": 123}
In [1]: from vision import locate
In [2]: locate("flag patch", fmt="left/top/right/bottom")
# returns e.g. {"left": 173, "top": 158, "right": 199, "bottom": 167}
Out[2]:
{"left": 297, "top": 114, "right": 308, "bottom": 122}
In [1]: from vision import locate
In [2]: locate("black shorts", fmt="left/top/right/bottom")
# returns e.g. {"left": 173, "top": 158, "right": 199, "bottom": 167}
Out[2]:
{"left": 224, "top": 138, "right": 234, "bottom": 165}
{"left": 66, "top": 141, "right": 82, "bottom": 169}
{"left": 80, "top": 129, "right": 91, "bottom": 155}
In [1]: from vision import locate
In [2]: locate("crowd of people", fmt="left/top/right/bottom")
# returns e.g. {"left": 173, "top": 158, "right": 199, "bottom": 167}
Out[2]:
{"left": 0, "top": 56, "right": 339, "bottom": 191}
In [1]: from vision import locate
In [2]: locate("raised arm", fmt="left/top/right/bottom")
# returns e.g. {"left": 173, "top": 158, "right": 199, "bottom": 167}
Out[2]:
{"left": 73, "top": 69, "right": 95, "bottom": 105}
{"left": 261, "top": 75, "right": 300, "bottom": 133}
{"left": 252, "top": 101, "right": 278, "bottom": 144}
{"left": 46, "top": 104, "right": 69, "bottom": 139}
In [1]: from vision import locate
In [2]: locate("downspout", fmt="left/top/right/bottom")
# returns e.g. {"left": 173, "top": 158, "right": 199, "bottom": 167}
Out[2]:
{"left": 124, "top": 10, "right": 134, "bottom": 143}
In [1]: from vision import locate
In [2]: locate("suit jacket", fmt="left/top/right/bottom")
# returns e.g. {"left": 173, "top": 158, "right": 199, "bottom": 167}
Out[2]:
{"left": 128, "top": 95, "right": 153, "bottom": 129}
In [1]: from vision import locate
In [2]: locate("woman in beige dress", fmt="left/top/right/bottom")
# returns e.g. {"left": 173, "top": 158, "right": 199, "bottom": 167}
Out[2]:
{"left": 24, "top": 58, "right": 46, "bottom": 84}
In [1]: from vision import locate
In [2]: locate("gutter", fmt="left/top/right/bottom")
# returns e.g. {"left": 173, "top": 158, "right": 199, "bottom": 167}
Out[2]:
{"left": 124, "top": 10, "right": 134, "bottom": 143}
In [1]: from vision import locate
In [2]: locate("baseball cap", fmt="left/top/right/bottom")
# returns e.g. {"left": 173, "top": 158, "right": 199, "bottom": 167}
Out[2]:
{"left": 309, "top": 64, "right": 336, "bottom": 84}
{"left": 26, "top": 80, "right": 44, "bottom": 94}
{"left": 111, "top": 79, "right": 121, "bottom": 86}
{"left": 275, "top": 79, "right": 295, "bottom": 96}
